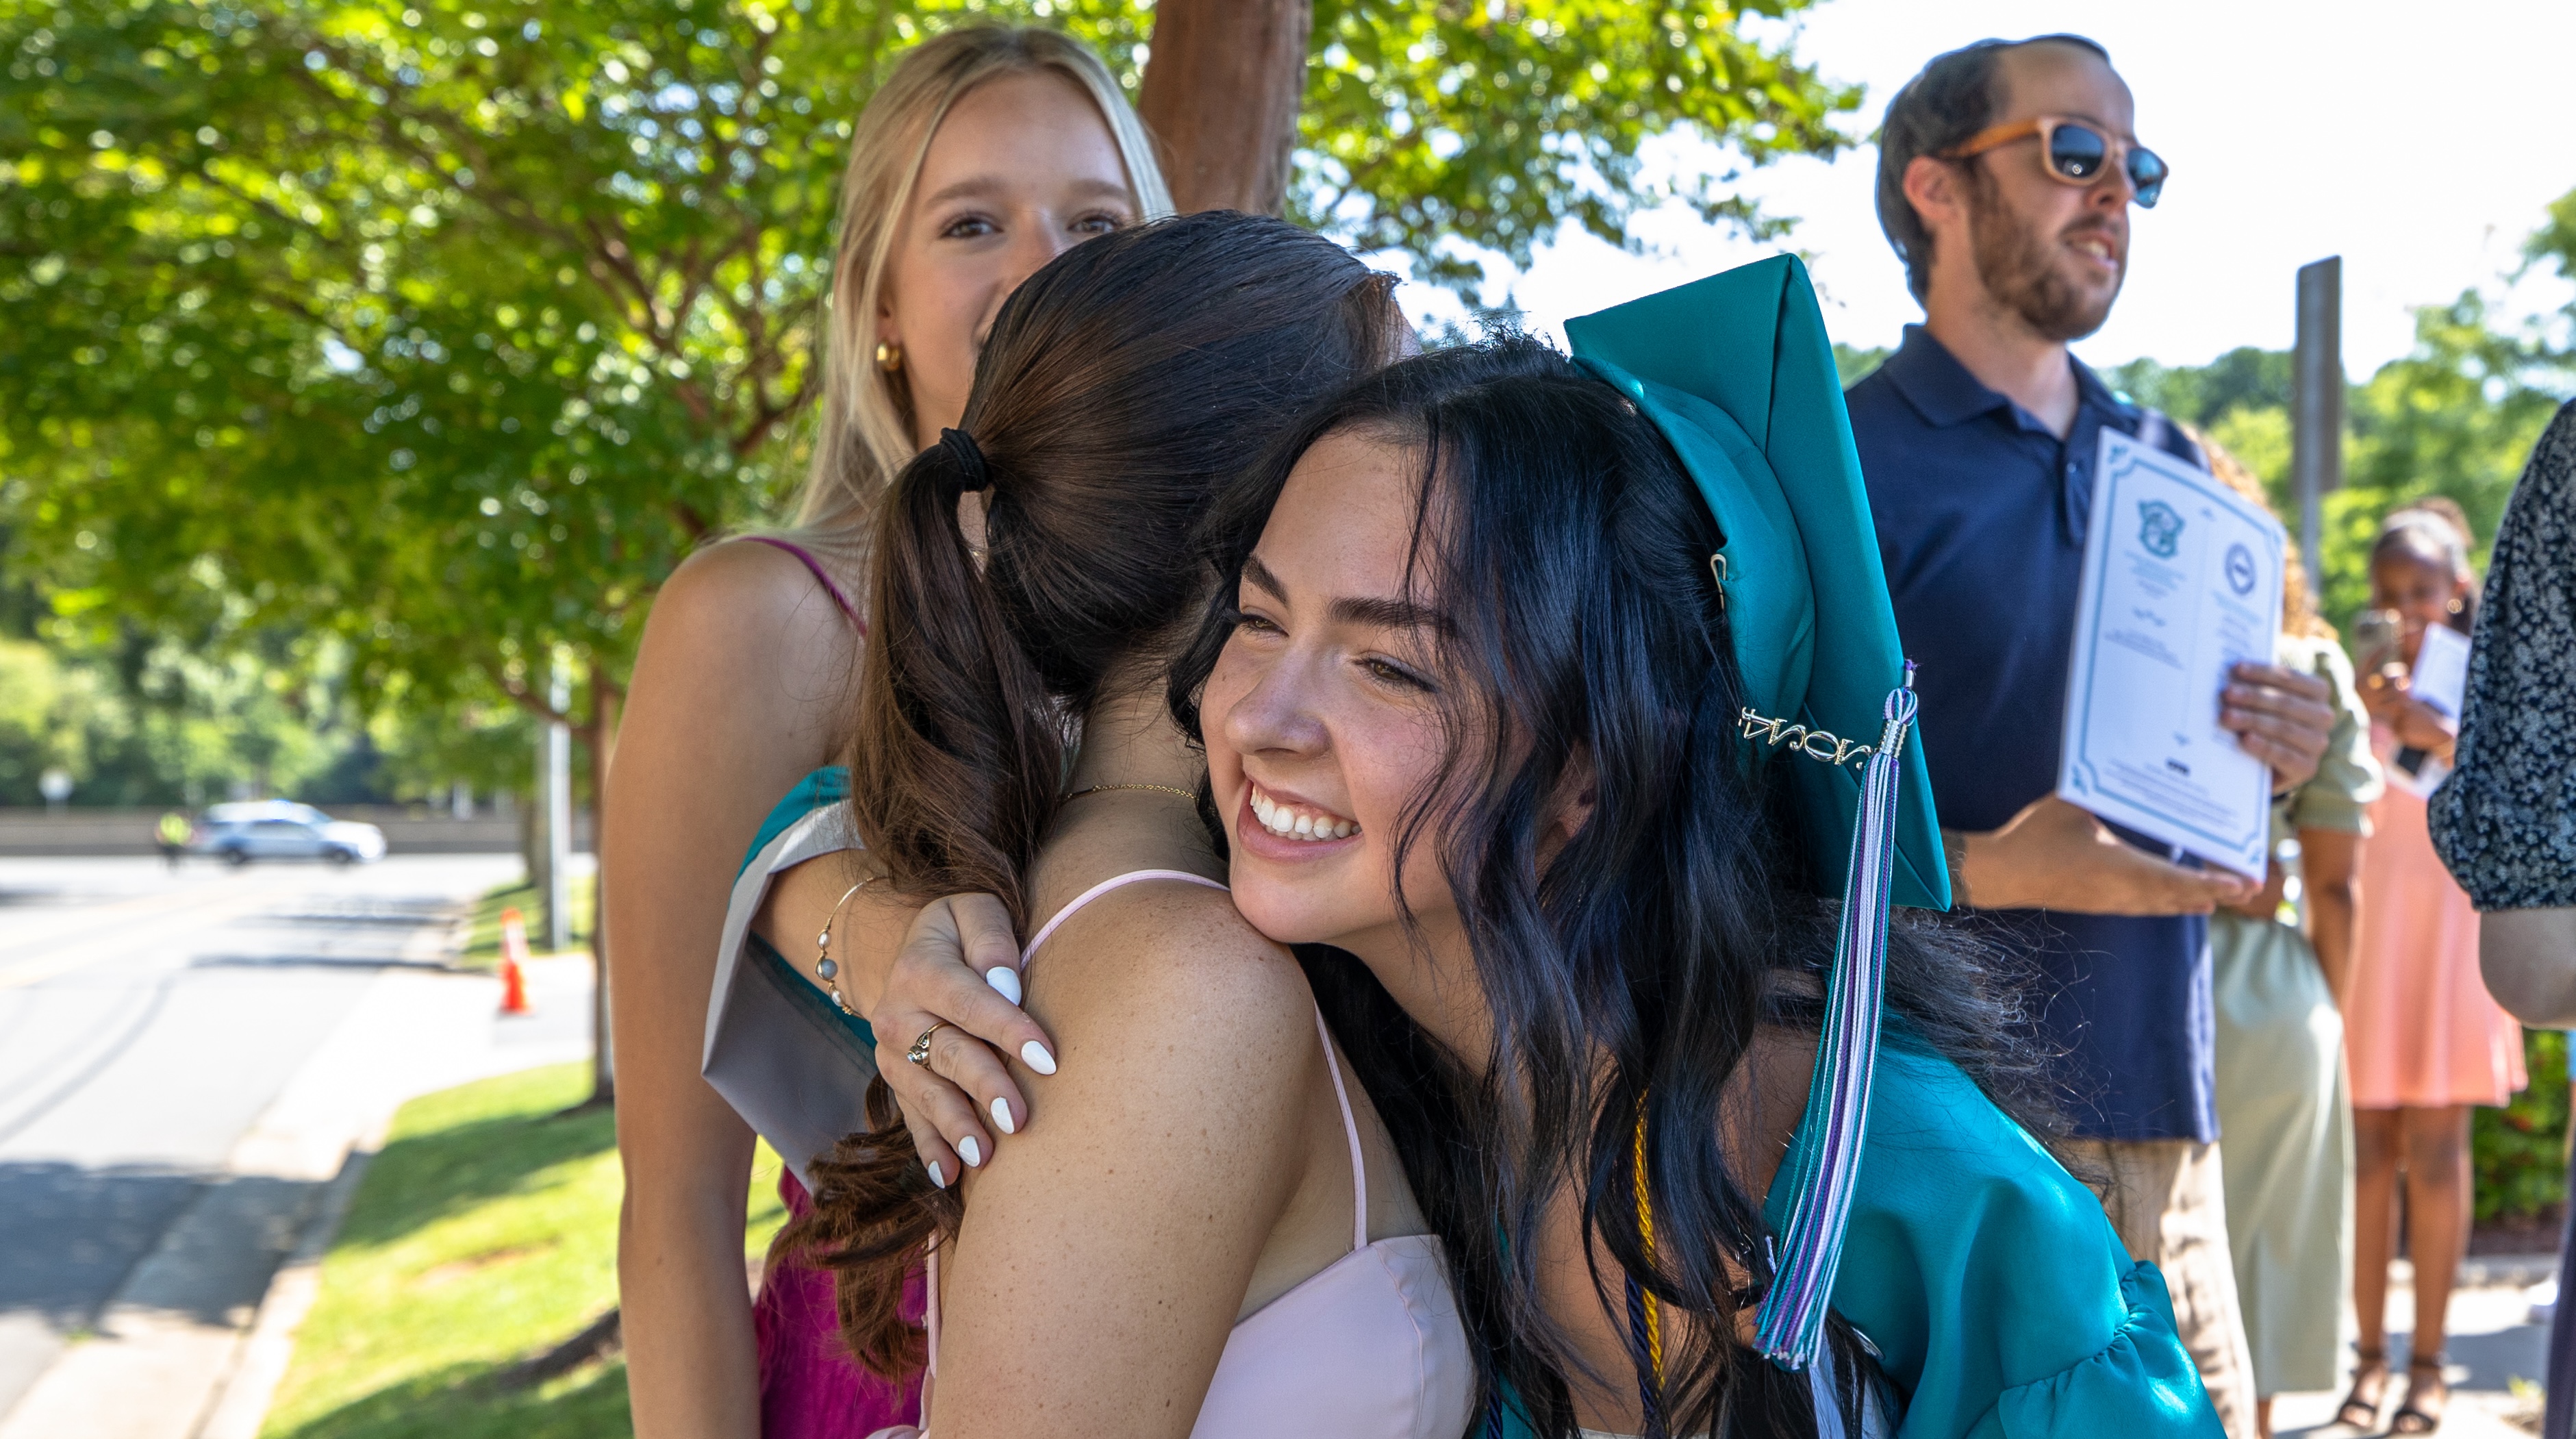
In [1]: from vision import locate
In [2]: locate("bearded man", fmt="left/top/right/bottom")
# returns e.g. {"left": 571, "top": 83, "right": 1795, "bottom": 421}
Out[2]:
{"left": 1846, "top": 36, "right": 2336, "bottom": 1439}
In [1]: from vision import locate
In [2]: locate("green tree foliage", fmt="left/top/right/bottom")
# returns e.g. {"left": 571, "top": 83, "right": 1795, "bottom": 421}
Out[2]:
{"left": 2475, "top": 1029, "right": 2570, "bottom": 1225}
{"left": 1298, "top": 1, "right": 1856, "bottom": 291}
{"left": 1831, "top": 341, "right": 1887, "bottom": 388}
{"left": 0, "top": 0, "right": 1853, "bottom": 793}
{"left": 1, "top": 629, "right": 356, "bottom": 805}
{"left": 0, "top": 608, "right": 536, "bottom": 806}
{"left": 3, "top": 0, "right": 885, "bottom": 732}
{"left": 2105, "top": 345, "right": 2291, "bottom": 441}
{"left": 2328, "top": 290, "right": 2571, "bottom": 620}
{"left": 2106, "top": 192, "right": 2576, "bottom": 635}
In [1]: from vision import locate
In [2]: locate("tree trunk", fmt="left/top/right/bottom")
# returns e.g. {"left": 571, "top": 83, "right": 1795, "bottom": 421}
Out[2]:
{"left": 1135, "top": 0, "right": 1312, "bottom": 216}
{"left": 584, "top": 666, "right": 624, "bottom": 1107}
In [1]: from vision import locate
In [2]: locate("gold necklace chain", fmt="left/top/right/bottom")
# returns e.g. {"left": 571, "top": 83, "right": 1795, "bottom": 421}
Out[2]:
{"left": 1063, "top": 782, "right": 1197, "bottom": 803}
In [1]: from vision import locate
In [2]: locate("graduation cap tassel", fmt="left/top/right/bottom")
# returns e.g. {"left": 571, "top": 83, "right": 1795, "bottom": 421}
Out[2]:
{"left": 1754, "top": 667, "right": 1920, "bottom": 1371}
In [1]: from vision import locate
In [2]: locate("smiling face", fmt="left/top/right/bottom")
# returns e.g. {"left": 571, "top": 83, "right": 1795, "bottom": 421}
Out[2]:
{"left": 1200, "top": 428, "right": 1484, "bottom": 1025}
{"left": 877, "top": 69, "right": 1137, "bottom": 447}
{"left": 1942, "top": 42, "right": 2138, "bottom": 342}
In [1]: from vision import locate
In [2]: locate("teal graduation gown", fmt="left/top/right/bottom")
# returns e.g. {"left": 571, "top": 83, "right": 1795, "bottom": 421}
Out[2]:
{"left": 1756, "top": 1028, "right": 2223, "bottom": 1438}
{"left": 1495, "top": 1031, "right": 2219, "bottom": 1437}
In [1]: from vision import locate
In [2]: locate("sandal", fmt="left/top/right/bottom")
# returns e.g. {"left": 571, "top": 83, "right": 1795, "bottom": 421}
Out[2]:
{"left": 2391, "top": 1351, "right": 2449, "bottom": 1434}
{"left": 2335, "top": 1347, "right": 2389, "bottom": 1430}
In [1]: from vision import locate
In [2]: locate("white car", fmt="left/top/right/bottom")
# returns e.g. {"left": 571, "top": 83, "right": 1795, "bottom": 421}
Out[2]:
{"left": 192, "top": 801, "right": 388, "bottom": 866}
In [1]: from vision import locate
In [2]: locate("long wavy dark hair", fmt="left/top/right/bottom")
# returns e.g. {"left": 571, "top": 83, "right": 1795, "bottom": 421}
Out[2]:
{"left": 1172, "top": 338, "right": 2047, "bottom": 1437}
{"left": 782, "top": 210, "right": 1404, "bottom": 1377}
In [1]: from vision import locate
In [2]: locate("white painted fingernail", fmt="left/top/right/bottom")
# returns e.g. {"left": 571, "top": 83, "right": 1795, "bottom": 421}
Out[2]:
{"left": 985, "top": 966, "right": 1023, "bottom": 1005}
{"left": 1020, "top": 1040, "right": 1058, "bottom": 1076}
{"left": 959, "top": 1136, "right": 983, "bottom": 1168}
{"left": 990, "top": 1097, "right": 1015, "bottom": 1136}
{"left": 927, "top": 1160, "right": 946, "bottom": 1189}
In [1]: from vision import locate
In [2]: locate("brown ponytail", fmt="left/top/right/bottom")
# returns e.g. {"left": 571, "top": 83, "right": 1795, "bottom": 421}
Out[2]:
{"left": 787, "top": 212, "right": 1403, "bottom": 1377}
{"left": 849, "top": 424, "right": 1068, "bottom": 929}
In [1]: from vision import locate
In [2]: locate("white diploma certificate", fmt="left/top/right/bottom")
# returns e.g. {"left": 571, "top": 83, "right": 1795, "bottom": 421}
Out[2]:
{"left": 2410, "top": 621, "right": 2471, "bottom": 718}
{"left": 2388, "top": 622, "right": 2472, "bottom": 798}
{"left": 2056, "top": 429, "right": 2286, "bottom": 879}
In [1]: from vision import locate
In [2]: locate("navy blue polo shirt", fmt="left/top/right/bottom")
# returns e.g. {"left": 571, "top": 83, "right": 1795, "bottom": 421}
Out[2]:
{"left": 1847, "top": 325, "right": 2216, "bottom": 1144}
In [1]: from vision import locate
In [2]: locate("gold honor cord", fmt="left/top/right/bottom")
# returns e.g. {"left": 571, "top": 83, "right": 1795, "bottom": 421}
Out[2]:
{"left": 1738, "top": 708, "right": 1876, "bottom": 769}
{"left": 1633, "top": 1108, "right": 1665, "bottom": 1386}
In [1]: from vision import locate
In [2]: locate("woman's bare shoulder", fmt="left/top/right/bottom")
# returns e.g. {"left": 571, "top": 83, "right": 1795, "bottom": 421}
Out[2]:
{"left": 651, "top": 538, "right": 857, "bottom": 652}
{"left": 629, "top": 540, "right": 860, "bottom": 746}
{"left": 1025, "top": 881, "right": 1316, "bottom": 1058}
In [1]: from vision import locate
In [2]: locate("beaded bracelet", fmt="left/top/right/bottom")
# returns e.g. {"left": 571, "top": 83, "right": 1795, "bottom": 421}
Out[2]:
{"left": 813, "top": 874, "right": 881, "bottom": 1016}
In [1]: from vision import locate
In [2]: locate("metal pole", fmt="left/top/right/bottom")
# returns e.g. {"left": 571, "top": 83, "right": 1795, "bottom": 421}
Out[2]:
{"left": 525, "top": 731, "right": 546, "bottom": 913}
{"left": 544, "top": 653, "right": 572, "bottom": 951}
{"left": 2292, "top": 258, "right": 2343, "bottom": 597}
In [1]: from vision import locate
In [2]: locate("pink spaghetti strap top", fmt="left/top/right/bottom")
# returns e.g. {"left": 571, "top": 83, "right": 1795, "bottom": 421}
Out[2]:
{"left": 921, "top": 871, "right": 1474, "bottom": 1439}
{"left": 743, "top": 536, "right": 864, "bottom": 629}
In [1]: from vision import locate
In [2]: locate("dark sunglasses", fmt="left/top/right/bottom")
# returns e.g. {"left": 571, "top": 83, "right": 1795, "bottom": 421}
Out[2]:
{"left": 1941, "top": 115, "right": 2169, "bottom": 208}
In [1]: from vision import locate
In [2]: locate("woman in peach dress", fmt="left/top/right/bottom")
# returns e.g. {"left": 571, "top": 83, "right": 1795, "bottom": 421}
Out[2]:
{"left": 2338, "top": 502, "right": 2525, "bottom": 1435}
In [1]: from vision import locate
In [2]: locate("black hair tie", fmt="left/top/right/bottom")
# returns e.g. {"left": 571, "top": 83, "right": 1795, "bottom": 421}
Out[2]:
{"left": 937, "top": 427, "right": 991, "bottom": 495}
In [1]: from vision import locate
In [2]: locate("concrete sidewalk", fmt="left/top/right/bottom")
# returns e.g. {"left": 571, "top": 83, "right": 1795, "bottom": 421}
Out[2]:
{"left": 0, "top": 944, "right": 596, "bottom": 1439}
{"left": 2273, "top": 1255, "right": 2555, "bottom": 1436}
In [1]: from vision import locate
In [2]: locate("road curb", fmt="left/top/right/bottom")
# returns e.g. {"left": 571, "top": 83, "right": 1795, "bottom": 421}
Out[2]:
{"left": 194, "top": 1135, "right": 381, "bottom": 1439}
{"left": 183, "top": 920, "right": 596, "bottom": 1439}
{"left": 188, "top": 914, "right": 485, "bottom": 1439}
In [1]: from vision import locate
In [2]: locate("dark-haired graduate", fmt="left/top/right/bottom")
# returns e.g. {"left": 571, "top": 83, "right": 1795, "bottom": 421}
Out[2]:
{"left": 1164, "top": 262, "right": 2221, "bottom": 1438}
{"left": 807, "top": 259, "right": 2223, "bottom": 1437}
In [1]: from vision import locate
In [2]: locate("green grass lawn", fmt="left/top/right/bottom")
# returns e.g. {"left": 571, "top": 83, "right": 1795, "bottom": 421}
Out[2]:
{"left": 261, "top": 1063, "right": 789, "bottom": 1439}
{"left": 455, "top": 879, "right": 597, "bottom": 970}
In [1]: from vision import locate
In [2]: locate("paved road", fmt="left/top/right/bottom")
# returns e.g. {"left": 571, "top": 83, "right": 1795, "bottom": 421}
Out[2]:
{"left": 0, "top": 855, "right": 592, "bottom": 1436}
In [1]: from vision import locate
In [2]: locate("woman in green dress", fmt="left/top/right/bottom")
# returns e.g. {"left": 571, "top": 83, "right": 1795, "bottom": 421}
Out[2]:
{"left": 2197, "top": 436, "right": 2382, "bottom": 1438}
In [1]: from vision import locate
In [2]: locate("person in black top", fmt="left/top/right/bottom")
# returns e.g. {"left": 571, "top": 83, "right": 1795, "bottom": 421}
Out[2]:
{"left": 2431, "top": 399, "right": 2576, "bottom": 1439}
{"left": 1845, "top": 36, "right": 2338, "bottom": 1439}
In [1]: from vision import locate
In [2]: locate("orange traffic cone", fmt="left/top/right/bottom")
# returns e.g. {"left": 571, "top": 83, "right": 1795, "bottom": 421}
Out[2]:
{"left": 498, "top": 905, "right": 533, "bottom": 1015}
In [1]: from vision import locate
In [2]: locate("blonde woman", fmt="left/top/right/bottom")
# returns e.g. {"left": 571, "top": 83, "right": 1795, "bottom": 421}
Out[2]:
{"left": 603, "top": 29, "right": 1169, "bottom": 1439}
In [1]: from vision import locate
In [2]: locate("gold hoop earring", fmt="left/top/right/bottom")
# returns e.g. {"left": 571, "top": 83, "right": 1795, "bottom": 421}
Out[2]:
{"left": 874, "top": 341, "right": 903, "bottom": 373}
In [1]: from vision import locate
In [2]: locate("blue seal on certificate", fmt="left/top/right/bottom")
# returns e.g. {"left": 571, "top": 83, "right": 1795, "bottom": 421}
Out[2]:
{"left": 2137, "top": 499, "right": 2184, "bottom": 558}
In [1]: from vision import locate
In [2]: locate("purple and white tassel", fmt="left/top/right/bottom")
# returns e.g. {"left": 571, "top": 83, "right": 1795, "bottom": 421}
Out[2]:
{"left": 1753, "top": 665, "right": 1921, "bottom": 1371}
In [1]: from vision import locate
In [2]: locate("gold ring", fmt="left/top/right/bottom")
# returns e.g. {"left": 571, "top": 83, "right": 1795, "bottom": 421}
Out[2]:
{"left": 906, "top": 1021, "right": 953, "bottom": 1067}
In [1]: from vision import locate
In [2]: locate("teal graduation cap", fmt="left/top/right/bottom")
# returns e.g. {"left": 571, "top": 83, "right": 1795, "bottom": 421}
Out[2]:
{"left": 1566, "top": 254, "right": 1949, "bottom": 914}
{"left": 1567, "top": 254, "right": 1950, "bottom": 1372}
